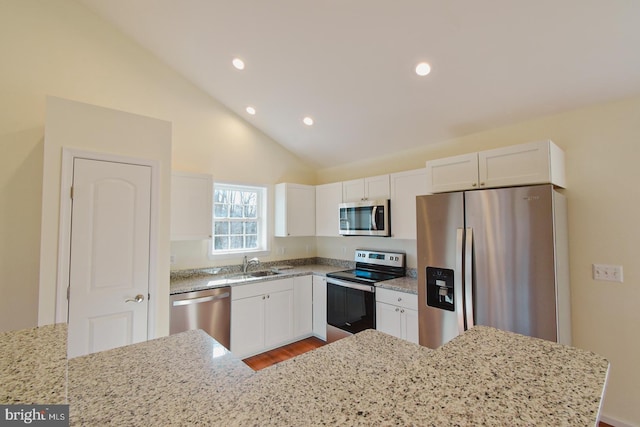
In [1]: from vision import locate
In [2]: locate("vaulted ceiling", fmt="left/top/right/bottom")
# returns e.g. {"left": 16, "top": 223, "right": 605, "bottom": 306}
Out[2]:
{"left": 79, "top": 0, "right": 640, "bottom": 168}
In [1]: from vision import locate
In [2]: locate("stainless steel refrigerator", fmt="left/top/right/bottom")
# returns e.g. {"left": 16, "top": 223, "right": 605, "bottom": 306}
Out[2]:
{"left": 416, "top": 184, "right": 571, "bottom": 349}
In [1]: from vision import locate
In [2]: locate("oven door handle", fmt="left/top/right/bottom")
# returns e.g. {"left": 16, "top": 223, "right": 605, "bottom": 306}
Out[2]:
{"left": 326, "top": 278, "right": 375, "bottom": 293}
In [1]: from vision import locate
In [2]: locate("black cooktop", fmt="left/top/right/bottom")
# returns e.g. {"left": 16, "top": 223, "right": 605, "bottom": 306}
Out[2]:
{"left": 327, "top": 268, "right": 399, "bottom": 284}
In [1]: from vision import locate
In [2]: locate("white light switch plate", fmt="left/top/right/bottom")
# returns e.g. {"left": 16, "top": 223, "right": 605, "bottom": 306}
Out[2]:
{"left": 592, "top": 264, "right": 623, "bottom": 282}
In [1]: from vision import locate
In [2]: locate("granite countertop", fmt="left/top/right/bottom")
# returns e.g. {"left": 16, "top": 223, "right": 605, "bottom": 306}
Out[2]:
{"left": 170, "top": 263, "right": 418, "bottom": 295}
{"left": 170, "top": 264, "right": 344, "bottom": 295}
{"left": 67, "top": 329, "right": 254, "bottom": 426}
{"left": 376, "top": 275, "right": 418, "bottom": 294}
{"left": 62, "top": 326, "right": 608, "bottom": 426}
{"left": 0, "top": 323, "right": 67, "bottom": 405}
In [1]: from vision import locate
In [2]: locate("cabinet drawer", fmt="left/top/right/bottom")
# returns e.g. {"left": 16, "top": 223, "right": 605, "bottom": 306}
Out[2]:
{"left": 232, "top": 278, "right": 293, "bottom": 300}
{"left": 376, "top": 288, "right": 417, "bottom": 310}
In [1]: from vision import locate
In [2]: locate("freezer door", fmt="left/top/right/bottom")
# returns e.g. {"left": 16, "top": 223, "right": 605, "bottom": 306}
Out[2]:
{"left": 417, "top": 192, "right": 466, "bottom": 349}
{"left": 465, "top": 185, "right": 558, "bottom": 341}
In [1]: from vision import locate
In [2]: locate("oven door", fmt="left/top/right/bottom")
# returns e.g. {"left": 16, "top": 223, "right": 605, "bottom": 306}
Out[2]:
{"left": 326, "top": 278, "right": 375, "bottom": 342}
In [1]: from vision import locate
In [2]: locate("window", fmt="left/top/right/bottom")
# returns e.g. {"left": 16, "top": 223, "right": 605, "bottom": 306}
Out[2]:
{"left": 211, "top": 183, "right": 267, "bottom": 255}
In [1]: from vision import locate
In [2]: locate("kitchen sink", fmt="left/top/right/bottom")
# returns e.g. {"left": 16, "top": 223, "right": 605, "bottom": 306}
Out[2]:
{"left": 247, "top": 270, "right": 280, "bottom": 277}
{"left": 227, "top": 270, "right": 280, "bottom": 281}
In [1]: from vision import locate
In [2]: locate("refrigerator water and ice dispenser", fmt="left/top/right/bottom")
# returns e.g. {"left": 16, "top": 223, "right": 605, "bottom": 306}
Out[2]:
{"left": 426, "top": 267, "right": 455, "bottom": 311}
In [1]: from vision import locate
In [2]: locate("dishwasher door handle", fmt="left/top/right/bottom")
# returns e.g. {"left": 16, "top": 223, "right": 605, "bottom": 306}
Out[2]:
{"left": 172, "top": 292, "right": 230, "bottom": 307}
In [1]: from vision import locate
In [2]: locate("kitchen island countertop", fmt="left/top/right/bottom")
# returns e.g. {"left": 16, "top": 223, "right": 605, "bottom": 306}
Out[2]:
{"left": 65, "top": 325, "right": 608, "bottom": 426}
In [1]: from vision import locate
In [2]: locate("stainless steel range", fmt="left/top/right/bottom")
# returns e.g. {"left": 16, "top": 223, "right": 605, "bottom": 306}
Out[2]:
{"left": 326, "top": 249, "right": 405, "bottom": 342}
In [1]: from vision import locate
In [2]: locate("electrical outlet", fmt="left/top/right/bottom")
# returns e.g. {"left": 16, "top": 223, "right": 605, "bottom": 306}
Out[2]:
{"left": 592, "top": 264, "right": 623, "bottom": 282}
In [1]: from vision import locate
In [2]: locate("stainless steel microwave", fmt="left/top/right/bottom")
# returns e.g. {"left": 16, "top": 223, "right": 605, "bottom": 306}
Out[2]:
{"left": 338, "top": 199, "right": 390, "bottom": 236}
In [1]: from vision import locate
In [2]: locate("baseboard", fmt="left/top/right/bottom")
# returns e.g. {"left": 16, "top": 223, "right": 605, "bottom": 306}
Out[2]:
{"left": 600, "top": 413, "right": 638, "bottom": 427}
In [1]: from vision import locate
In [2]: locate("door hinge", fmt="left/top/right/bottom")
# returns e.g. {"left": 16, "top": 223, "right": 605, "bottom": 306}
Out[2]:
{"left": 70, "top": 186, "right": 74, "bottom": 199}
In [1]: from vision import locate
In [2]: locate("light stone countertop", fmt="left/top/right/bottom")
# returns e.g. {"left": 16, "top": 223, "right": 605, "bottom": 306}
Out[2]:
{"left": 0, "top": 323, "right": 67, "bottom": 405}
{"left": 63, "top": 326, "right": 608, "bottom": 426}
{"left": 170, "top": 264, "right": 345, "bottom": 295}
{"left": 170, "top": 263, "right": 419, "bottom": 295}
{"left": 376, "top": 275, "right": 418, "bottom": 294}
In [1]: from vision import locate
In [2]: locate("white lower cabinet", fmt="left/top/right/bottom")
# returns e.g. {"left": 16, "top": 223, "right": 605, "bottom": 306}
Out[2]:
{"left": 375, "top": 288, "right": 419, "bottom": 344}
{"left": 293, "top": 276, "right": 313, "bottom": 338}
{"left": 231, "top": 278, "right": 294, "bottom": 358}
{"left": 312, "top": 275, "right": 327, "bottom": 341}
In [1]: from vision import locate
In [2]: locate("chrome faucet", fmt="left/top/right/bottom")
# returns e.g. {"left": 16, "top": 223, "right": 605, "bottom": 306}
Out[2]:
{"left": 242, "top": 256, "right": 260, "bottom": 273}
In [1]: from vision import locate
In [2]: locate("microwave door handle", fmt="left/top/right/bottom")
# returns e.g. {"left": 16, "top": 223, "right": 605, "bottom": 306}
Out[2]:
{"left": 371, "top": 206, "right": 377, "bottom": 230}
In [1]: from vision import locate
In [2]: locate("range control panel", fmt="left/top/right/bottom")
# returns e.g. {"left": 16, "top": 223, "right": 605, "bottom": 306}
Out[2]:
{"left": 354, "top": 250, "right": 405, "bottom": 268}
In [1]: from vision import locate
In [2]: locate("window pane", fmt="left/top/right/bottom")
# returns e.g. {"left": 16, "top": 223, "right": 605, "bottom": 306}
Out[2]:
{"left": 230, "top": 205, "right": 243, "bottom": 218}
{"left": 214, "top": 221, "right": 229, "bottom": 235}
{"left": 230, "top": 236, "right": 243, "bottom": 249}
{"left": 214, "top": 204, "right": 228, "bottom": 218}
{"left": 245, "top": 235, "right": 257, "bottom": 248}
{"left": 245, "top": 221, "right": 257, "bottom": 234}
{"left": 230, "top": 222, "right": 243, "bottom": 235}
{"left": 214, "top": 236, "right": 228, "bottom": 250}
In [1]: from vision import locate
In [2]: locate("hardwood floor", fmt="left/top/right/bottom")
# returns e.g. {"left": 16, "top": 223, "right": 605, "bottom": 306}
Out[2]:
{"left": 244, "top": 338, "right": 613, "bottom": 427}
{"left": 242, "top": 337, "right": 326, "bottom": 371}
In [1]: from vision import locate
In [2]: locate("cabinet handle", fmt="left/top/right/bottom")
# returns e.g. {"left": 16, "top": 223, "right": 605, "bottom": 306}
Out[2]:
{"left": 267, "top": 294, "right": 270, "bottom": 299}
{"left": 480, "top": 182, "right": 485, "bottom": 186}
{"left": 472, "top": 182, "right": 477, "bottom": 187}
{"left": 397, "top": 297, "right": 402, "bottom": 302}
{"left": 262, "top": 295, "right": 266, "bottom": 300}
{"left": 395, "top": 307, "right": 400, "bottom": 312}
{"left": 400, "top": 309, "right": 405, "bottom": 313}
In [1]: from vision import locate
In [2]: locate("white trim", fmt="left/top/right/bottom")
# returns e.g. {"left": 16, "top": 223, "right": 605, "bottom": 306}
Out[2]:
{"left": 56, "top": 148, "right": 160, "bottom": 340}
{"left": 599, "top": 414, "right": 636, "bottom": 427}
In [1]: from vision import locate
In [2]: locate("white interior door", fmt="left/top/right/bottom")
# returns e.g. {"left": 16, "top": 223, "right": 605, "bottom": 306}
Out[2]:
{"left": 67, "top": 158, "right": 152, "bottom": 358}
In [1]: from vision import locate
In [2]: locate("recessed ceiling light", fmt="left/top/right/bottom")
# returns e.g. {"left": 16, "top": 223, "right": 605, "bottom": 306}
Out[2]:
{"left": 415, "top": 62, "right": 431, "bottom": 76}
{"left": 246, "top": 106, "right": 256, "bottom": 115}
{"left": 232, "top": 58, "right": 245, "bottom": 70}
{"left": 303, "top": 117, "right": 314, "bottom": 126}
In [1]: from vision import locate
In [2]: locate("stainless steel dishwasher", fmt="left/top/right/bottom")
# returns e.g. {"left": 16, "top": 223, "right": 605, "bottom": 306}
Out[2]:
{"left": 170, "top": 287, "right": 231, "bottom": 349}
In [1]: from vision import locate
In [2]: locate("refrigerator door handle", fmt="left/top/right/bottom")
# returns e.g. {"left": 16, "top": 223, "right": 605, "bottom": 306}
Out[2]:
{"left": 455, "top": 228, "right": 465, "bottom": 334}
{"left": 464, "top": 227, "right": 475, "bottom": 329}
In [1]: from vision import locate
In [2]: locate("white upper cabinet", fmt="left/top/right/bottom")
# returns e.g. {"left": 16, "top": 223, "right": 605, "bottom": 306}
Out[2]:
{"left": 425, "top": 153, "right": 479, "bottom": 193}
{"left": 275, "top": 183, "right": 316, "bottom": 237}
{"left": 170, "top": 171, "right": 213, "bottom": 240}
{"left": 390, "top": 168, "right": 428, "bottom": 239}
{"left": 315, "top": 182, "right": 342, "bottom": 237}
{"left": 426, "top": 140, "right": 566, "bottom": 193}
{"left": 342, "top": 174, "right": 390, "bottom": 202}
{"left": 479, "top": 140, "right": 566, "bottom": 189}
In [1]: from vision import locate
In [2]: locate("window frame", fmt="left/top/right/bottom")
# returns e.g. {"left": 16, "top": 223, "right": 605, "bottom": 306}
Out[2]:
{"left": 208, "top": 182, "right": 270, "bottom": 260}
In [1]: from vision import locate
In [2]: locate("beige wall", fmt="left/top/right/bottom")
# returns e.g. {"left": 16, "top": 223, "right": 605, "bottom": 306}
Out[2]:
{"left": 40, "top": 97, "right": 172, "bottom": 336}
{"left": 0, "top": 0, "right": 315, "bottom": 333}
{"left": 318, "top": 96, "right": 640, "bottom": 425}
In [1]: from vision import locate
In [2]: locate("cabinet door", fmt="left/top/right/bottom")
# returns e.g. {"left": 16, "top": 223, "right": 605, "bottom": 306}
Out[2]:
{"left": 426, "top": 153, "right": 478, "bottom": 193}
{"left": 478, "top": 140, "right": 565, "bottom": 189}
{"left": 376, "top": 302, "right": 402, "bottom": 339}
{"left": 312, "top": 276, "right": 327, "bottom": 340}
{"left": 390, "top": 168, "right": 428, "bottom": 239}
{"left": 170, "top": 172, "right": 212, "bottom": 240}
{"left": 293, "top": 276, "right": 313, "bottom": 338}
{"left": 365, "top": 174, "right": 390, "bottom": 200}
{"left": 403, "top": 308, "right": 419, "bottom": 344}
{"left": 264, "top": 289, "right": 294, "bottom": 348}
{"left": 275, "top": 183, "right": 315, "bottom": 236}
{"left": 231, "top": 294, "right": 265, "bottom": 358}
{"left": 315, "top": 182, "right": 342, "bottom": 236}
{"left": 342, "top": 178, "right": 365, "bottom": 202}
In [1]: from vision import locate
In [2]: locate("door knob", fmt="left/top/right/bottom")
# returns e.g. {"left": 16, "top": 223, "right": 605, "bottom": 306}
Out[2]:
{"left": 125, "top": 294, "right": 145, "bottom": 303}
